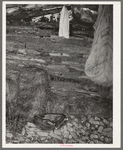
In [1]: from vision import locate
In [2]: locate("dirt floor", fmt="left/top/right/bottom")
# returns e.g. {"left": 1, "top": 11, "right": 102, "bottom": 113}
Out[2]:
{"left": 6, "top": 25, "right": 113, "bottom": 144}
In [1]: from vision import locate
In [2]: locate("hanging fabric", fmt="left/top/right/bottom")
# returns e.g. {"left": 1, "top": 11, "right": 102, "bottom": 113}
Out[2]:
{"left": 59, "top": 6, "right": 69, "bottom": 39}
{"left": 85, "top": 5, "right": 113, "bottom": 87}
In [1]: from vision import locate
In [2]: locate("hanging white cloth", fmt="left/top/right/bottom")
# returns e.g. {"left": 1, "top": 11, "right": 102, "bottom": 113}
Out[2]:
{"left": 59, "top": 6, "right": 69, "bottom": 39}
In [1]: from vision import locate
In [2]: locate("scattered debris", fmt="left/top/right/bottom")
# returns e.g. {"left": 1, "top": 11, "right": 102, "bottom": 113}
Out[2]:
{"left": 6, "top": 114, "right": 113, "bottom": 144}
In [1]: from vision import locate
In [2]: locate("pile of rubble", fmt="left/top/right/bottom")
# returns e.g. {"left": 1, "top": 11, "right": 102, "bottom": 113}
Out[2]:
{"left": 6, "top": 114, "right": 113, "bottom": 144}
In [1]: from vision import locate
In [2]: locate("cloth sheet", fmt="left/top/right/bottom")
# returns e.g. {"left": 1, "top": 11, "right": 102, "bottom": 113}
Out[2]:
{"left": 85, "top": 5, "right": 113, "bottom": 87}
{"left": 59, "top": 6, "right": 69, "bottom": 39}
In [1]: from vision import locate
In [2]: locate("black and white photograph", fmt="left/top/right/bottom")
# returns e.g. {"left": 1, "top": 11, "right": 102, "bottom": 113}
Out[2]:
{"left": 2, "top": 1, "right": 121, "bottom": 148}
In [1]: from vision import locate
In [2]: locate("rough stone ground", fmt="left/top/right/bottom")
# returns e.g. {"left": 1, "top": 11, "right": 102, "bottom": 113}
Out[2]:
{"left": 6, "top": 26, "right": 113, "bottom": 144}
{"left": 6, "top": 114, "right": 113, "bottom": 144}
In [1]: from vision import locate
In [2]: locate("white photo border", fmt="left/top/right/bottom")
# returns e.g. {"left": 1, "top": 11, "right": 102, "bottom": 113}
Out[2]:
{"left": 2, "top": 1, "right": 121, "bottom": 148}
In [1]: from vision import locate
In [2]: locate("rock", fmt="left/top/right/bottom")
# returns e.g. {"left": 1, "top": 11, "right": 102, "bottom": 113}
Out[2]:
{"left": 70, "top": 131, "right": 78, "bottom": 140}
{"left": 6, "top": 129, "right": 10, "bottom": 133}
{"left": 103, "top": 119, "right": 109, "bottom": 125}
{"left": 74, "top": 118, "right": 79, "bottom": 123}
{"left": 98, "top": 141, "right": 104, "bottom": 144}
{"left": 99, "top": 121, "right": 105, "bottom": 126}
{"left": 81, "top": 114, "right": 86, "bottom": 119}
{"left": 60, "top": 127, "right": 64, "bottom": 132}
{"left": 93, "top": 130, "right": 98, "bottom": 134}
{"left": 34, "top": 128, "right": 45, "bottom": 134}
{"left": 78, "top": 140, "right": 86, "bottom": 144}
{"left": 44, "top": 139, "right": 49, "bottom": 143}
{"left": 81, "top": 129, "right": 86, "bottom": 135}
{"left": 63, "top": 138, "right": 67, "bottom": 143}
{"left": 25, "top": 128, "right": 30, "bottom": 134}
{"left": 95, "top": 116, "right": 100, "bottom": 121}
{"left": 70, "top": 115, "right": 75, "bottom": 119}
{"left": 37, "top": 137, "right": 42, "bottom": 143}
{"left": 73, "top": 126, "right": 76, "bottom": 132}
{"left": 49, "top": 138, "right": 55, "bottom": 143}
{"left": 85, "top": 131, "right": 90, "bottom": 136}
{"left": 64, "top": 131, "right": 69, "bottom": 139}
{"left": 22, "top": 67, "right": 50, "bottom": 118}
{"left": 87, "top": 114, "right": 92, "bottom": 121}
{"left": 90, "top": 134, "right": 98, "bottom": 139}
{"left": 98, "top": 126, "right": 103, "bottom": 133}
{"left": 49, "top": 131, "right": 62, "bottom": 140}
{"left": 37, "top": 131, "right": 48, "bottom": 137}
{"left": 93, "top": 139, "right": 99, "bottom": 144}
{"left": 6, "top": 132, "right": 13, "bottom": 139}
{"left": 33, "top": 141, "right": 39, "bottom": 144}
{"left": 107, "top": 131, "right": 113, "bottom": 138}
{"left": 19, "top": 136, "right": 25, "bottom": 142}
{"left": 94, "top": 124, "right": 99, "bottom": 129}
{"left": 25, "top": 125, "right": 28, "bottom": 129}
{"left": 67, "top": 139, "right": 74, "bottom": 143}
{"left": 83, "top": 126, "right": 88, "bottom": 131}
{"left": 54, "top": 129, "right": 62, "bottom": 136}
{"left": 40, "top": 137, "right": 47, "bottom": 141}
{"left": 6, "top": 59, "right": 50, "bottom": 120}
{"left": 97, "top": 133, "right": 101, "bottom": 138}
{"left": 81, "top": 116, "right": 86, "bottom": 123}
{"left": 63, "top": 125, "right": 68, "bottom": 132}
{"left": 71, "top": 140, "right": 78, "bottom": 143}
{"left": 25, "top": 138, "right": 30, "bottom": 143}
{"left": 67, "top": 122, "right": 73, "bottom": 127}
{"left": 12, "top": 140, "right": 20, "bottom": 143}
{"left": 91, "top": 126, "right": 95, "bottom": 130}
{"left": 78, "top": 124, "right": 83, "bottom": 129}
{"left": 86, "top": 122, "right": 90, "bottom": 129}
{"left": 102, "top": 131, "right": 108, "bottom": 136}
{"left": 57, "top": 139, "right": 63, "bottom": 144}
{"left": 28, "top": 127, "right": 36, "bottom": 132}
{"left": 89, "top": 118, "right": 99, "bottom": 125}
{"left": 89, "top": 141, "right": 95, "bottom": 144}
{"left": 81, "top": 136, "right": 89, "bottom": 141}
{"left": 108, "top": 137, "right": 112, "bottom": 143}
{"left": 103, "top": 128, "right": 112, "bottom": 132}
{"left": 76, "top": 130, "right": 81, "bottom": 136}
{"left": 22, "top": 128, "right": 26, "bottom": 135}
{"left": 67, "top": 126, "right": 73, "bottom": 132}
{"left": 47, "top": 135, "right": 51, "bottom": 140}
{"left": 99, "top": 135, "right": 104, "bottom": 142}
{"left": 105, "top": 137, "right": 109, "bottom": 143}
{"left": 110, "top": 122, "right": 113, "bottom": 127}
{"left": 72, "top": 121, "right": 79, "bottom": 128}
{"left": 69, "top": 134, "right": 72, "bottom": 139}
{"left": 27, "top": 133, "right": 35, "bottom": 137}
{"left": 27, "top": 122, "right": 36, "bottom": 128}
